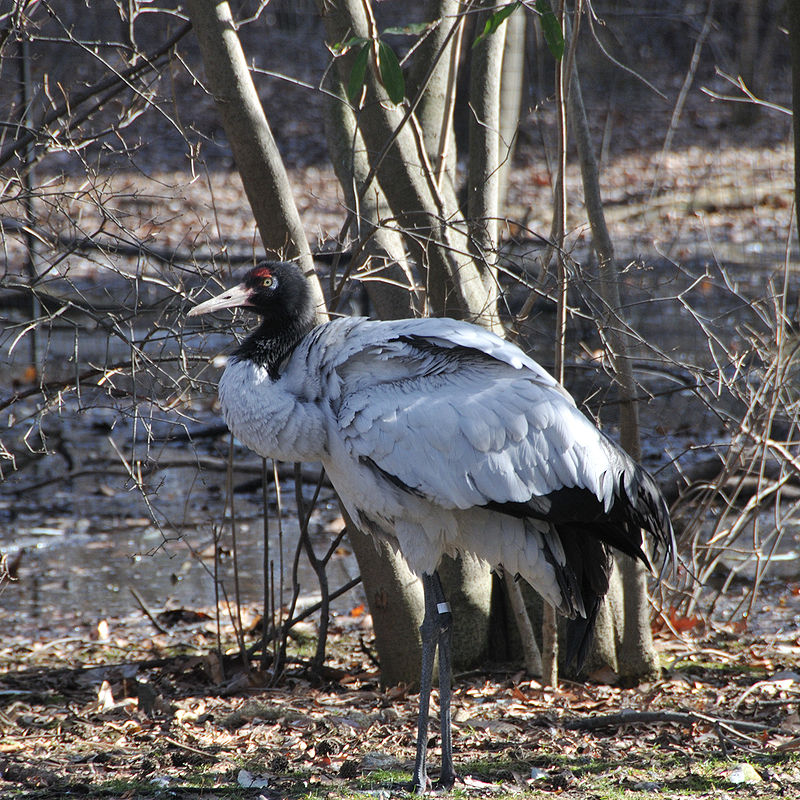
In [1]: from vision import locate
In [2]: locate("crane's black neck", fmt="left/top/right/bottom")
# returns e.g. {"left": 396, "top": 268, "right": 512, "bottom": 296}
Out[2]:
{"left": 234, "top": 312, "right": 316, "bottom": 379}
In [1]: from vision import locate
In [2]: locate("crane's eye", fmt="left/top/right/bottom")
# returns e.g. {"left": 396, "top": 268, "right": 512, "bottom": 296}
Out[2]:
{"left": 261, "top": 275, "right": 275, "bottom": 288}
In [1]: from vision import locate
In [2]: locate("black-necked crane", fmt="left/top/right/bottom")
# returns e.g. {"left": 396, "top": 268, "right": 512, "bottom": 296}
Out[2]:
{"left": 188, "top": 260, "right": 673, "bottom": 792}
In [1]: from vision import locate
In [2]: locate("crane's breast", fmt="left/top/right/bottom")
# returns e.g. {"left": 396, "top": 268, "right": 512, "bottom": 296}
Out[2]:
{"left": 218, "top": 357, "right": 327, "bottom": 462}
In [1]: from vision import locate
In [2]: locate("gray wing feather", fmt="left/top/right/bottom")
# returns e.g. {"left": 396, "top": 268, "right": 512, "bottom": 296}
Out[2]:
{"left": 327, "top": 320, "right": 615, "bottom": 511}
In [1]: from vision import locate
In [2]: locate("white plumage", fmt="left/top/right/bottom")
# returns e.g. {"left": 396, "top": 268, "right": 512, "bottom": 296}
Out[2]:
{"left": 189, "top": 261, "right": 673, "bottom": 791}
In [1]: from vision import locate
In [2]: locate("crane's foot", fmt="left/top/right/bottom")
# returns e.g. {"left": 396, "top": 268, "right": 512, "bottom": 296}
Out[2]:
{"left": 409, "top": 769, "right": 458, "bottom": 794}
{"left": 409, "top": 774, "right": 431, "bottom": 794}
{"left": 436, "top": 768, "right": 458, "bottom": 790}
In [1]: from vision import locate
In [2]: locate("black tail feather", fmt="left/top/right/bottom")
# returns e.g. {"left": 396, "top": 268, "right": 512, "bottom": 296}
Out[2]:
{"left": 565, "top": 595, "right": 602, "bottom": 670}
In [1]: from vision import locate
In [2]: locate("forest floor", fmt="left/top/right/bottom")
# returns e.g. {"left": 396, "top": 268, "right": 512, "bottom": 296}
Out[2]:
{"left": 3, "top": 159, "right": 800, "bottom": 796}
{"left": 0, "top": 593, "right": 800, "bottom": 800}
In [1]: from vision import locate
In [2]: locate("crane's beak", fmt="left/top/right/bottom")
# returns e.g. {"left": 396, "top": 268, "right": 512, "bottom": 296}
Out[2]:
{"left": 187, "top": 282, "right": 252, "bottom": 317}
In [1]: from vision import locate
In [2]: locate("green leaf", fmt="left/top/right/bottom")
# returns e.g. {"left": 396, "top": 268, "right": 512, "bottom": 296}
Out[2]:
{"left": 534, "top": 0, "right": 564, "bottom": 60}
{"left": 346, "top": 43, "right": 370, "bottom": 103}
{"left": 382, "top": 22, "right": 431, "bottom": 37}
{"left": 377, "top": 40, "right": 405, "bottom": 104}
{"left": 332, "top": 35, "right": 368, "bottom": 55}
{"left": 473, "top": 1, "right": 520, "bottom": 48}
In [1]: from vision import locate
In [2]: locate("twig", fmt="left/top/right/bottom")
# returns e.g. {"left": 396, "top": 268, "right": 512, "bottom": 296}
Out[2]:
{"left": 129, "top": 586, "right": 168, "bottom": 634}
{"left": 295, "top": 463, "right": 330, "bottom": 672}
{"left": 248, "top": 576, "right": 362, "bottom": 659}
{"left": 226, "top": 434, "right": 249, "bottom": 675}
{"left": 162, "top": 736, "right": 217, "bottom": 759}
{"left": 0, "top": 23, "right": 192, "bottom": 170}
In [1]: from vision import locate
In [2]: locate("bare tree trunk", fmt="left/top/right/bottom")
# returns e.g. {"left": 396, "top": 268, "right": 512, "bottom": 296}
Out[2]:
{"left": 184, "top": 0, "right": 319, "bottom": 299}
{"left": 324, "top": 78, "right": 428, "bottom": 688}
{"left": 734, "top": 0, "right": 761, "bottom": 125}
{"left": 324, "top": 81, "right": 418, "bottom": 319}
{"left": 541, "top": 0, "right": 572, "bottom": 689}
{"left": 467, "top": 0, "right": 506, "bottom": 307}
{"left": 437, "top": 553, "right": 493, "bottom": 669}
{"left": 569, "top": 70, "right": 639, "bottom": 458}
{"left": 506, "top": 577, "right": 542, "bottom": 676}
{"left": 407, "top": 0, "right": 463, "bottom": 213}
{"left": 319, "top": 0, "right": 495, "bottom": 328}
{"left": 497, "top": 5, "right": 526, "bottom": 215}
{"left": 569, "top": 57, "right": 659, "bottom": 681}
{"left": 346, "top": 522, "right": 425, "bottom": 687}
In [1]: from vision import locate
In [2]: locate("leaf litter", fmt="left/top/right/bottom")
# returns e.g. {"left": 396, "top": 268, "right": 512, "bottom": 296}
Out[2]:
{"left": 1, "top": 595, "right": 799, "bottom": 797}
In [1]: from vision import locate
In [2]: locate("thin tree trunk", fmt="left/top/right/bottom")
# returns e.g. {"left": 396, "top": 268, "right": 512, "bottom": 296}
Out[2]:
{"left": 467, "top": 0, "right": 506, "bottom": 304}
{"left": 734, "top": 0, "right": 761, "bottom": 125}
{"left": 319, "top": 0, "right": 495, "bottom": 328}
{"left": 407, "top": 0, "right": 463, "bottom": 213}
{"left": 184, "top": 0, "right": 319, "bottom": 301}
{"left": 542, "top": 0, "right": 572, "bottom": 689}
{"left": 497, "top": 5, "right": 526, "bottom": 216}
{"left": 569, "top": 52, "right": 659, "bottom": 680}
{"left": 324, "top": 81, "right": 418, "bottom": 319}
{"left": 506, "top": 576, "right": 542, "bottom": 676}
{"left": 569, "top": 70, "right": 639, "bottom": 458}
{"left": 325, "top": 80, "right": 426, "bottom": 687}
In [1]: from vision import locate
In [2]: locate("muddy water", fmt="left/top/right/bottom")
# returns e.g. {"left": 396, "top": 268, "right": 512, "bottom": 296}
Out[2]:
{"left": 1, "top": 452, "right": 361, "bottom": 631}
{"left": 0, "top": 295, "right": 361, "bottom": 630}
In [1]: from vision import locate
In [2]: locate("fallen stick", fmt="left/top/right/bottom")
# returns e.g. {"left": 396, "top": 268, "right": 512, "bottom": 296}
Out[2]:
{"left": 562, "top": 708, "right": 794, "bottom": 736}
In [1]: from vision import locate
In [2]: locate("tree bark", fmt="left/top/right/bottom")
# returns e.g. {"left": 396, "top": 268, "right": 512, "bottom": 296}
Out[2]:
{"left": 346, "top": 522, "right": 425, "bottom": 688}
{"left": 734, "top": 0, "right": 761, "bottom": 125}
{"left": 324, "top": 80, "right": 418, "bottom": 319}
{"left": 506, "top": 576, "right": 542, "bottom": 676}
{"left": 319, "top": 0, "right": 496, "bottom": 329}
{"left": 569, "top": 55, "right": 659, "bottom": 680}
{"left": 497, "top": 5, "right": 525, "bottom": 215}
{"left": 406, "top": 0, "right": 463, "bottom": 213}
{"left": 437, "top": 553, "right": 493, "bottom": 670}
{"left": 467, "top": 0, "right": 506, "bottom": 306}
{"left": 184, "top": 0, "right": 318, "bottom": 296}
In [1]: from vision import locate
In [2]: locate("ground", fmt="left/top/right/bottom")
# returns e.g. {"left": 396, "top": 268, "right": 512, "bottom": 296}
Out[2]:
{"left": 1, "top": 594, "right": 799, "bottom": 799}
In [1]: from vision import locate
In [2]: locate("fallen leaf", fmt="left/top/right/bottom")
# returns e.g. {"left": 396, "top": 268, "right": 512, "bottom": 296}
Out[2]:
{"left": 727, "top": 763, "right": 762, "bottom": 784}
{"left": 97, "top": 680, "right": 115, "bottom": 710}
{"left": 587, "top": 665, "right": 620, "bottom": 685}
{"left": 237, "top": 768, "right": 270, "bottom": 788}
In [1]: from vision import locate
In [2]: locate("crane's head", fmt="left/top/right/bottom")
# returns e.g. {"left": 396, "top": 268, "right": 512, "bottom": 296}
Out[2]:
{"left": 188, "top": 261, "right": 313, "bottom": 327}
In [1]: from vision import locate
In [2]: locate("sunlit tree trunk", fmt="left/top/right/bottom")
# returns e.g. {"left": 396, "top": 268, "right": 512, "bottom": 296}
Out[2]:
{"left": 184, "top": 0, "right": 319, "bottom": 301}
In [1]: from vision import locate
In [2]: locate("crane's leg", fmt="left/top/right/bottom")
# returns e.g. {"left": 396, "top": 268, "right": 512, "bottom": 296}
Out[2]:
{"left": 412, "top": 571, "right": 455, "bottom": 793}
{"left": 435, "top": 573, "right": 455, "bottom": 789}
